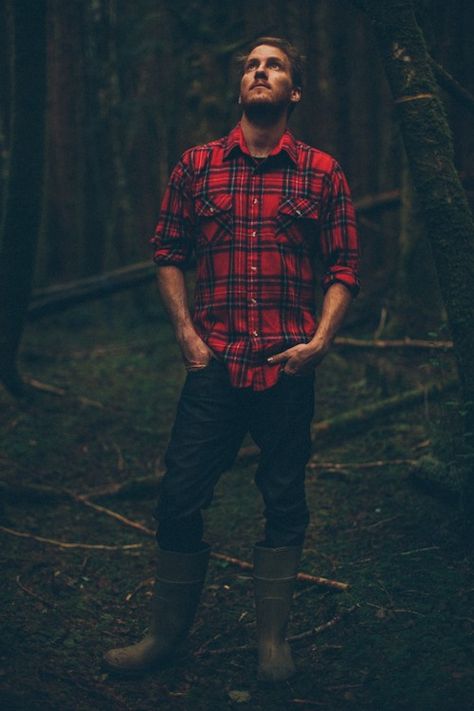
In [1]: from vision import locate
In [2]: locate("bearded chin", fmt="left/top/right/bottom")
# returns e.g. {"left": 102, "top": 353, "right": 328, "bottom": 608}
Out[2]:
{"left": 241, "top": 97, "right": 288, "bottom": 123}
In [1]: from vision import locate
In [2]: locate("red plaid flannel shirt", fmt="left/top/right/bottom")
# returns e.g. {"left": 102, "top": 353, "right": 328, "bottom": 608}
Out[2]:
{"left": 151, "top": 123, "right": 360, "bottom": 391}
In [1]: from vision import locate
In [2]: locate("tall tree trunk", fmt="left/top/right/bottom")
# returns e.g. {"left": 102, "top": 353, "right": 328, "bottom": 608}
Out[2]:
{"left": 356, "top": 0, "right": 474, "bottom": 533}
{"left": 0, "top": 0, "right": 47, "bottom": 395}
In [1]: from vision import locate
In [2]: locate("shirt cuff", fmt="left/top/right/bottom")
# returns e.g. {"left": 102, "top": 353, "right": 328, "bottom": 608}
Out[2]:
{"left": 321, "top": 268, "right": 360, "bottom": 297}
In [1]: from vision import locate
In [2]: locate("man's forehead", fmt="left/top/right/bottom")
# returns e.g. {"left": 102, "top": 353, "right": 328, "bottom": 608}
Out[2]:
{"left": 245, "top": 45, "right": 289, "bottom": 65}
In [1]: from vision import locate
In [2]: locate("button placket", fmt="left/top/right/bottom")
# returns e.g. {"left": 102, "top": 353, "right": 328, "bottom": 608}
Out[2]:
{"left": 248, "top": 169, "right": 261, "bottom": 340}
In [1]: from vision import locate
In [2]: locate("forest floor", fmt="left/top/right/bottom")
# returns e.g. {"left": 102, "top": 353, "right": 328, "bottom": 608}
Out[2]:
{"left": 1, "top": 286, "right": 473, "bottom": 711}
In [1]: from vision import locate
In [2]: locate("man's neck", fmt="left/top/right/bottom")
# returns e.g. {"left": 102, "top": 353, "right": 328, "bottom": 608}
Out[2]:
{"left": 240, "top": 113, "right": 288, "bottom": 158}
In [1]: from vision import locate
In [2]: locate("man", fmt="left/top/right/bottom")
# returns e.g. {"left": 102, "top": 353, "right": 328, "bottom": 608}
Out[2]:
{"left": 104, "top": 37, "right": 359, "bottom": 682}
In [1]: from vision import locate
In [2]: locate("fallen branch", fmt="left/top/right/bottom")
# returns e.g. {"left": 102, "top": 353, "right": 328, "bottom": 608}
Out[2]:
{"left": 308, "top": 458, "right": 418, "bottom": 471}
{"left": 18, "top": 377, "right": 104, "bottom": 408}
{"left": 28, "top": 261, "right": 155, "bottom": 320}
{"left": 25, "top": 492, "right": 349, "bottom": 590}
{"left": 288, "top": 605, "right": 358, "bottom": 642}
{"left": 313, "top": 379, "right": 456, "bottom": 440}
{"left": 23, "top": 378, "right": 67, "bottom": 395}
{"left": 0, "top": 525, "right": 143, "bottom": 551}
{"left": 73, "top": 494, "right": 155, "bottom": 537}
{"left": 212, "top": 551, "right": 348, "bottom": 591}
{"left": 0, "top": 480, "right": 349, "bottom": 589}
{"left": 333, "top": 336, "right": 453, "bottom": 351}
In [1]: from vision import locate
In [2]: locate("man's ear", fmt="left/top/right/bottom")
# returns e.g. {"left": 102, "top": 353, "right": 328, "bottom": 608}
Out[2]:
{"left": 290, "top": 87, "right": 302, "bottom": 104}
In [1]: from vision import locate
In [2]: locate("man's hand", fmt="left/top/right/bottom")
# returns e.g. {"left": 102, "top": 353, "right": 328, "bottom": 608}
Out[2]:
{"left": 267, "top": 340, "right": 330, "bottom": 376}
{"left": 268, "top": 283, "right": 353, "bottom": 376}
{"left": 178, "top": 327, "right": 215, "bottom": 372}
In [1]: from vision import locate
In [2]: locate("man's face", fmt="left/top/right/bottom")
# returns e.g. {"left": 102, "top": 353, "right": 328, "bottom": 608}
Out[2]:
{"left": 239, "top": 44, "right": 301, "bottom": 115}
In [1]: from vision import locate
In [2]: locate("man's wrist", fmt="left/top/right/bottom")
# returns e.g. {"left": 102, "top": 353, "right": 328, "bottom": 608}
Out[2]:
{"left": 176, "top": 322, "right": 198, "bottom": 345}
{"left": 307, "top": 333, "right": 332, "bottom": 354}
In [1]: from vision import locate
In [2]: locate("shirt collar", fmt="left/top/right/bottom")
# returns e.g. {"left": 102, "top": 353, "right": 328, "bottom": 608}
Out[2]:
{"left": 223, "top": 123, "right": 298, "bottom": 164}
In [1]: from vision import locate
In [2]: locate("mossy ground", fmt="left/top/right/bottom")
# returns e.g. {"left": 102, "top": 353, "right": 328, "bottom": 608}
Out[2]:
{"left": 1, "top": 287, "right": 473, "bottom": 710}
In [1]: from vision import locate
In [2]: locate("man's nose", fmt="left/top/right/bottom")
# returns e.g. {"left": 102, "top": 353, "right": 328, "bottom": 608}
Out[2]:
{"left": 255, "top": 66, "right": 268, "bottom": 78}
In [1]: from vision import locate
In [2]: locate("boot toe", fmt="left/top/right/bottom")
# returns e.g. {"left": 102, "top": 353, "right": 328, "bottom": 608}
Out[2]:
{"left": 257, "top": 645, "right": 296, "bottom": 683}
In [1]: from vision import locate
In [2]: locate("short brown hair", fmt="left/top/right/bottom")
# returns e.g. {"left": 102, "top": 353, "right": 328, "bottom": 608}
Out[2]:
{"left": 237, "top": 36, "right": 305, "bottom": 91}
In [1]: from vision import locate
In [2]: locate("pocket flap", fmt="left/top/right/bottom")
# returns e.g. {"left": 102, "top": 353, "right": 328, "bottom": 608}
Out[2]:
{"left": 278, "top": 196, "right": 320, "bottom": 220}
{"left": 195, "top": 193, "right": 232, "bottom": 217}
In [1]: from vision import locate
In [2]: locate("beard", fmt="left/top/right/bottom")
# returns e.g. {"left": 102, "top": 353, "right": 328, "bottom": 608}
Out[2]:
{"left": 240, "top": 94, "right": 290, "bottom": 124}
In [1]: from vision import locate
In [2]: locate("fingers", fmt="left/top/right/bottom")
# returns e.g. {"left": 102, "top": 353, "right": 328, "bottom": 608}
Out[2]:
{"left": 266, "top": 350, "right": 291, "bottom": 365}
{"left": 184, "top": 354, "right": 213, "bottom": 372}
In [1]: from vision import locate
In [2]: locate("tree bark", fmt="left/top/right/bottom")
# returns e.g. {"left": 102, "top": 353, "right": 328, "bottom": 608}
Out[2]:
{"left": 0, "top": 0, "right": 47, "bottom": 395}
{"left": 355, "top": 0, "right": 474, "bottom": 533}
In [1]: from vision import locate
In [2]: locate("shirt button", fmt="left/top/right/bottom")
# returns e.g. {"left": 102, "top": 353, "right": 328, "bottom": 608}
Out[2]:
{"left": 250, "top": 298, "right": 257, "bottom": 305}
{"left": 251, "top": 231, "right": 257, "bottom": 237}
{"left": 209, "top": 207, "right": 215, "bottom": 213}
{"left": 252, "top": 330, "right": 259, "bottom": 337}
{"left": 253, "top": 198, "right": 258, "bottom": 205}
{"left": 250, "top": 266, "right": 257, "bottom": 272}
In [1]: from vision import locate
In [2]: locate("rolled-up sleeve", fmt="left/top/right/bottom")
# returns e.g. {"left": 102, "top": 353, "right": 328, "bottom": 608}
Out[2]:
{"left": 150, "top": 157, "right": 194, "bottom": 268}
{"left": 319, "top": 163, "right": 360, "bottom": 297}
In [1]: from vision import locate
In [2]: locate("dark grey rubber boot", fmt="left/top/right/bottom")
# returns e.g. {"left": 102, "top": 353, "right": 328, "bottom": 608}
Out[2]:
{"left": 253, "top": 545, "right": 302, "bottom": 682}
{"left": 103, "top": 545, "right": 210, "bottom": 673}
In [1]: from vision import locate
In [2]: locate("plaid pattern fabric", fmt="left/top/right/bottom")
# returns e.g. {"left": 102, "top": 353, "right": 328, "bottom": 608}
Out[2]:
{"left": 151, "top": 123, "right": 360, "bottom": 390}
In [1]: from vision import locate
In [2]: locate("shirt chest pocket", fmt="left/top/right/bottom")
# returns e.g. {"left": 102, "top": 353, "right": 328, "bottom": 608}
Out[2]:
{"left": 194, "top": 192, "right": 233, "bottom": 246}
{"left": 275, "top": 196, "right": 320, "bottom": 249}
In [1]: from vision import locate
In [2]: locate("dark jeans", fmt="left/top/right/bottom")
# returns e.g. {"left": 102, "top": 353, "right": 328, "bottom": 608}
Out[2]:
{"left": 154, "top": 359, "right": 315, "bottom": 552}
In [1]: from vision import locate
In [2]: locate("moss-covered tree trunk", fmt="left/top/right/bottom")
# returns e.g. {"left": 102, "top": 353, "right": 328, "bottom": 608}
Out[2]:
{"left": 0, "top": 0, "right": 47, "bottom": 395}
{"left": 356, "top": 0, "right": 474, "bottom": 533}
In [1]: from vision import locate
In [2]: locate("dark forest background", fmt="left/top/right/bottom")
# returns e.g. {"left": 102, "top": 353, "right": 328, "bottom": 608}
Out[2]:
{"left": 1, "top": 0, "right": 472, "bottom": 321}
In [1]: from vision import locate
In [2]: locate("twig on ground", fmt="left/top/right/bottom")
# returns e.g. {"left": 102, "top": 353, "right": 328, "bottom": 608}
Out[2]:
{"left": 211, "top": 551, "right": 349, "bottom": 591}
{"left": 15, "top": 574, "right": 55, "bottom": 607}
{"left": 1, "top": 490, "right": 348, "bottom": 590}
{"left": 24, "top": 378, "right": 67, "bottom": 395}
{"left": 194, "top": 606, "right": 358, "bottom": 657}
{"left": 297, "top": 571, "right": 348, "bottom": 591}
{"left": 399, "top": 545, "right": 440, "bottom": 556}
{"left": 0, "top": 525, "right": 143, "bottom": 551}
{"left": 308, "top": 458, "right": 418, "bottom": 471}
{"left": 21, "top": 377, "right": 104, "bottom": 408}
{"left": 73, "top": 494, "right": 155, "bottom": 536}
{"left": 363, "top": 515, "right": 402, "bottom": 530}
{"left": 124, "top": 577, "right": 154, "bottom": 603}
{"left": 288, "top": 605, "right": 358, "bottom": 642}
